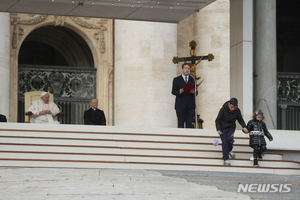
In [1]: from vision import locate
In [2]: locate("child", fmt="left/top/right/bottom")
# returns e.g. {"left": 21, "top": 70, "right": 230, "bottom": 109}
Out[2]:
{"left": 215, "top": 98, "right": 248, "bottom": 166}
{"left": 246, "top": 110, "right": 273, "bottom": 167}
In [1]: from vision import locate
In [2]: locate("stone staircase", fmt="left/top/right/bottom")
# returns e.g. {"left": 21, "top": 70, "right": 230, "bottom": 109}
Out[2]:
{"left": 0, "top": 123, "right": 299, "bottom": 175}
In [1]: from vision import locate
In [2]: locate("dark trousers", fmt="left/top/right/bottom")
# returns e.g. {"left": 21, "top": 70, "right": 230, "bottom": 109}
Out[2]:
{"left": 252, "top": 144, "right": 267, "bottom": 159}
{"left": 220, "top": 130, "right": 235, "bottom": 160}
{"left": 176, "top": 108, "right": 195, "bottom": 128}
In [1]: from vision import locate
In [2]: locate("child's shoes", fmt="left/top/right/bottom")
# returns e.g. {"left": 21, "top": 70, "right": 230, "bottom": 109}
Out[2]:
{"left": 224, "top": 159, "right": 231, "bottom": 166}
{"left": 229, "top": 151, "right": 236, "bottom": 159}
{"left": 258, "top": 153, "right": 264, "bottom": 160}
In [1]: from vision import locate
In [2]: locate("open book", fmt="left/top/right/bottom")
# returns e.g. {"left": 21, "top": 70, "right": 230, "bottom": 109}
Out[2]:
{"left": 183, "top": 79, "right": 204, "bottom": 94}
{"left": 183, "top": 82, "right": 195, "bottom": 94}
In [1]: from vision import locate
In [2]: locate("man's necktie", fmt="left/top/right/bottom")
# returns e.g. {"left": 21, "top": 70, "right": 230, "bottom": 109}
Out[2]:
{"left": 185, "top": 76, "right": 188, "bottom": 83}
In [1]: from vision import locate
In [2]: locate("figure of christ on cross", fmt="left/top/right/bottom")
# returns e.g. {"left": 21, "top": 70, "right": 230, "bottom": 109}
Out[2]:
{"left": 172, "top": 40, "right": 214, "bottom": 80}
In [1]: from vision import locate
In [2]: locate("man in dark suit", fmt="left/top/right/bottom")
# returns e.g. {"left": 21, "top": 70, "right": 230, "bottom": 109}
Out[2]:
{"left": 172, "top": 63, "right": 200, "bottom": 128}
{"left": 84, "top": 98, "right": 106, "bottom": 125}
{"left": 0, "top": 114, "right": 7, "bottom": 122}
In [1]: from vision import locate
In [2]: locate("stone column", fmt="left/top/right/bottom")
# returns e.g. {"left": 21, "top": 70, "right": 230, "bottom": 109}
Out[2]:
{"left": 114, "top": 20, "right": 177, "bottom": 127}
{"left": 0, "top": 12, "right": 10, "bottom": 121}
{"left": 254, "top": 0, "right": 277, "bottom": 129}
{"left": 230, "top": 0, "right": 254, "bottom": 123}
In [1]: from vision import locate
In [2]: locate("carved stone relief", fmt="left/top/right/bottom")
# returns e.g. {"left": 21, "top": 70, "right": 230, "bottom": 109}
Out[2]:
{"left": 54, "top": 16, "right": 66, "bottom": 26}
{"left": 11, "top": 15, "right": 107, "bottom": 54}
{"left": 70, "top": 17, "right": 107, "bottom": 53}
{"left": 11, "top": 15, "right": 48, "bottom": 49}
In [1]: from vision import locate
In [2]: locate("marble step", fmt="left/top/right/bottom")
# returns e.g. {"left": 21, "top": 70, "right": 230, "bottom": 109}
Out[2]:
{"left": 0, "top": 126, "right": 238, "bottom": 137}
{"left": 0, "top": 144, "right": 283, "bottom": 160}
{"left": 120, "top": 148, "right": 282, "bottom": 160}
{"left": 0, "top": 152, "right": 298, "bottom": 168}
{"left": 0, "top": 126, "right": 297, "bottom": 176}
{"left": 0, "top": 131, "right": 250, "bottom": 145}
{"left": 0, "top": 137, "right": 254, "bottom": 151}
{"left": 0, "top": 159, "right": 299, "bottom": 176}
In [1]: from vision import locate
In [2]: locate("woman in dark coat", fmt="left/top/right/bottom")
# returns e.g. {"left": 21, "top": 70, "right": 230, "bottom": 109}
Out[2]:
{"left": 246, "top": 110, "right": 273, "bottom": 167}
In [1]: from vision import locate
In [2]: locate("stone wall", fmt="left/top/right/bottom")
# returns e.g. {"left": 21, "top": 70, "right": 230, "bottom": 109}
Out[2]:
{"left": 114, "top": 20, "right": 177, "bottom": 127}
{"left": 177, "top": 0, "right": 230, "bottom": 129}
{"left": 0, "top": 13, "right": 10, "bottom": 120}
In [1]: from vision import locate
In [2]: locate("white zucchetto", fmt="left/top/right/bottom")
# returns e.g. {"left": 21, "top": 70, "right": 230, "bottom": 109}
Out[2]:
{"left": 41, "top": 92, "right": 48, "bottom": 97}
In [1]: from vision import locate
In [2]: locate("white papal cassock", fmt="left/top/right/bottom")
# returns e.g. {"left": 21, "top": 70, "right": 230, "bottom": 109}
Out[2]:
{"left": 28, "top": 99, "right": 60, "bottom": 124}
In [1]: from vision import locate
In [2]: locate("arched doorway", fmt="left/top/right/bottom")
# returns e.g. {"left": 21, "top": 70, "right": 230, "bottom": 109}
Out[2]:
{"left": 18, "top": 25, "right": 96, "bottom": 124}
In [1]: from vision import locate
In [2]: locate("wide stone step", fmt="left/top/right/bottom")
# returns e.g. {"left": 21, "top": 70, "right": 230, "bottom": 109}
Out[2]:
{"left": 1, "top": 159, "right": 299, "bottom": 176}
{"left": 0, "top": 137, "right": 253, "bottom": 151}
{"left": 0, "top": 144, "right": 283, "bottom": 162}
{"left": 120, "top": 149, "right": 282, "bottom": 160}
{"left": 0, "top": 152, "right": 297, "bottom": 168}
{"left": 0, "top": 124, "right": 298, "bottom": 176}
{"left": 0, "top": 131, "right": 250, "bottom": 145}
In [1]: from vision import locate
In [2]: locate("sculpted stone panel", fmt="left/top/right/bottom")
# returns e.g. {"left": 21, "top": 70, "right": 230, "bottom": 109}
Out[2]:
{"left": 10, "top": 15, "right": 107, "bottom": 54}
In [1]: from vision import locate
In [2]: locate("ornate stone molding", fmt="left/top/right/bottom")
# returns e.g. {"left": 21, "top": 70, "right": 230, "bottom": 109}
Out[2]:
{"left": 11, "top": 15, "right": 48, "bottom": 49}
{"left": 54, "top": 16, "right": 66, "bottom": 26}
{"left": 70, "top": 17, "right": 107, "bottom": 54}
{"left": 108, "top": 64, "right": 114, "bottom": 84}
{"left": 18, "top": 15, "right": 48, "bottom": 25}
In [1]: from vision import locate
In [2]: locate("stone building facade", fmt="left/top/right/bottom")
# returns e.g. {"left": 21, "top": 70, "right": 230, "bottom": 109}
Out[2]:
{"left": 1, "top": 0, "right": 299, "bottom": 130}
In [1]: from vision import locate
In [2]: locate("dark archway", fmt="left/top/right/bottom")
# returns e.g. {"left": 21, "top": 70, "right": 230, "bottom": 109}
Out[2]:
{"left": 277, "top": 0, "right": 300, "bottom": 130}
{"left": 19, "top": 26, "right": 94, "bottom": 67}
{"left": 18, "top": 26, "right": 96, "bottom": 124}
{"left": 277, "top": 0, "right": 300, "bottom": 73}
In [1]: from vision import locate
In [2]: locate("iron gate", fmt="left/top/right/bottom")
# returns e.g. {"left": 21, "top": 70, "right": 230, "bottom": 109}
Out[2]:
{"left": 277, "top": 72, "right": 300, "bottom": 130}
{"left": 18, "top": 64, "right": 97, "bottom": 124}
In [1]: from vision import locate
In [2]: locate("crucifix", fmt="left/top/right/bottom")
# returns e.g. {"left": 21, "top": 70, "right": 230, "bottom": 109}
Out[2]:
{"left": 172, "top": 40, "right": 214, "bottom": 129}
{"left": 172, "top": 40, "right": 214, "bottom": 80}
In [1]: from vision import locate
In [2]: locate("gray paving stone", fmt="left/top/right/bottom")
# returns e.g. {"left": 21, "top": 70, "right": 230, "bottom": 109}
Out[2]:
{"left": 0, "top": 167, "right": 250, "bottom": 200}
{"left": 157, "top": 170, "right": 300, "bottom": 200}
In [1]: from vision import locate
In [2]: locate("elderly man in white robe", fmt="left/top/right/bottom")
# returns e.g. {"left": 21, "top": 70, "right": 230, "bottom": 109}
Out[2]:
{"left": 28, "top": 92, "right": 60, "bottom": 124}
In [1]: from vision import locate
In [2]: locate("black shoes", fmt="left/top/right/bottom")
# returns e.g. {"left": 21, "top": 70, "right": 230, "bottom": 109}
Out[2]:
{"left": 258, "top": 153, "right": 264, "bottom": 160}
{"left": 253, "top": 159, "right": 260, "bottom": 167}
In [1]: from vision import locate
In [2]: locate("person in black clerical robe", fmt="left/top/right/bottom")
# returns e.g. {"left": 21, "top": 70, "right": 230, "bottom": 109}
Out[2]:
{"left": 84, "top": 98, "right": 106, "bottom": 125}
{"left": 0, "top": 114, "right": 7, "bottom": 122}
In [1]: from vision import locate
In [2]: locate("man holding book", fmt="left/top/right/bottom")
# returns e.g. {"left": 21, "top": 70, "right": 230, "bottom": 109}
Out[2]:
{"left": 171, "top": 63, "right": 201, "bottom": 128}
